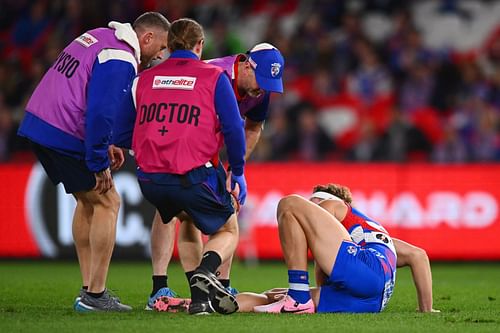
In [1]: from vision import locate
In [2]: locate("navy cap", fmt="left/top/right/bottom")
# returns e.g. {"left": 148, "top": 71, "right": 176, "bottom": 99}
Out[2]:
{"left": 248, "top": 43, "right": 284, "bottom": 93}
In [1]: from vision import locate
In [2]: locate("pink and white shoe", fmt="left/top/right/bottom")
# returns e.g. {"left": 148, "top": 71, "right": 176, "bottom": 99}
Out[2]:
{"left": 253, "top": 295, "right": 315, "bottom": 314}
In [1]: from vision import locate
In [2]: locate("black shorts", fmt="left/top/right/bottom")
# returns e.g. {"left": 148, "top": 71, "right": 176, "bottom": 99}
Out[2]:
{"left": 138, "top": 164, "right": 235, "bottom": 235}
{"left": 31, "top": 141, "right": 96, "bottom": 194}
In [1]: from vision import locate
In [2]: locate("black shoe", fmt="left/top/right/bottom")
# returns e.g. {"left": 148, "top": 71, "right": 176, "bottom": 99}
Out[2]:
{"left": 188, "top": 301, "right": 215, "bottom": 315}
{"left": 190, "top": 268, "right": 239, "bottom": 315}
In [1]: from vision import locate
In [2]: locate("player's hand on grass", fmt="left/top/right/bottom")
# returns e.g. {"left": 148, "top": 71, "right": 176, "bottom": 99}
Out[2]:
{"left": 108, "top": 144, "right": 125, "bottom": 170}
{"left": 94, "top": 167, "right": 113, "bottom": 194}
{"left": 263, "top": 288, "right": 288, "bottom": 301}
{"left": 230, "top": 172, "right": 247, "bottom": 205}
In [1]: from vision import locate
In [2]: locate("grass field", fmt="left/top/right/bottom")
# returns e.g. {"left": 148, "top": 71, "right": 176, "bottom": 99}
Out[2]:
{"left": 1, "top": 261, "right": 499, "bottom": 332}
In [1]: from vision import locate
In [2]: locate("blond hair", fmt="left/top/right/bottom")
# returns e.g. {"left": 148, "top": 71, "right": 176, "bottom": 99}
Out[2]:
{"left": 167, "top": 18, "right": 204, "bottom": 51}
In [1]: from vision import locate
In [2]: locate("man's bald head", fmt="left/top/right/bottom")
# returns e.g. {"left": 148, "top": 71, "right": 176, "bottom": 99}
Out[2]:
{"left": 132, "top": 12, "right": 170, "bottom": 68}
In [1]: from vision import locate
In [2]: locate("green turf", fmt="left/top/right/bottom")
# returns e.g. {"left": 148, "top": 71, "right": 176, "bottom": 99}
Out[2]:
{"left": 0, "top": 261, "right": 499, "bottom": 332}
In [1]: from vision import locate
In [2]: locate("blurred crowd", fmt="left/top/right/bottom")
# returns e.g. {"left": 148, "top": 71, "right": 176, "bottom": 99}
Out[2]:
{"left": 1, "top": 0, "right": 500, "bottom": 163}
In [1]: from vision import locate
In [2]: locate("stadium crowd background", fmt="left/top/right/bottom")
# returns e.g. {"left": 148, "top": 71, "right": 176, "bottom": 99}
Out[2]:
{"left": 1, "top": 0, "right": 500, "bottom": 163}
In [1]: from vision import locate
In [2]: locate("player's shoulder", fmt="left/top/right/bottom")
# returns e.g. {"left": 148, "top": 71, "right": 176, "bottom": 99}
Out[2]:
{"left": 205, "top": 54, "right": 241, "bottom": 74}
{"left": 196, "top": 60, "right": 226, "bottom": 78}
{"left": 204, "top": 54, "right": 239, "bottom": 66}
{"left": 199, "top": 60, "right": 223, "bottom": 70}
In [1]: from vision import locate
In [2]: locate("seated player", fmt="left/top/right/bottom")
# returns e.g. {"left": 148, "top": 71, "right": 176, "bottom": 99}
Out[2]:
{"left": 235, "top": 184, "right": 439, "bottom": 313}
{"left": 153, "top": 184, "right": 439, "bottom": 313}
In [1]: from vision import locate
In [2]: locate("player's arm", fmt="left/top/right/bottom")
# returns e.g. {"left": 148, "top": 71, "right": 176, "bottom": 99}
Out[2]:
{"left": 243, "top": 92, "right": 270, "bottom": 160}
{"left": 235, "top": 292, "right": 270, "bottom": 312}
{"left": 85, "top": 49, "right": 137, "bottom": 173}
{"left": 317, "top": 198, "right": 349, "bottom": 222}
{"left": 214, "top": 73, "right": 247, "bottom": 203}
{"left": 112, "top": 76, "right": 139, "bottom": 150}
{"left": 214, "top": 73, "right": 245, "bottom": 175}
{"left": 393, "top": 238, "right": 439, "bottom": 313}
{"left": 244, "top": 118, "right": 263, "bottom": 160}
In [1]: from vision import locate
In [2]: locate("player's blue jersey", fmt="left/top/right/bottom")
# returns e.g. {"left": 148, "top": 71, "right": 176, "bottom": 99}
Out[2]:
{"left": 317, "top": 206, "right": 397, "bottom": 313}
{"left": 347, "top": 206, "right": 397, "bottom": 269}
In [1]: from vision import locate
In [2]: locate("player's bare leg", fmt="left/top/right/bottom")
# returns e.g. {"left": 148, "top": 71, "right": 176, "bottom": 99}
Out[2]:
{"left": 235, "top": 292, "right": 269, "bottom": 312}
{"left": 148, "top": 211, "right": 182, "bottom": 311}
{"left": 178, "top": 216, "right": 203, "bottom": 273}
{"left": 237, "top": 287, "right": 322, "bottom": 312}
{"left": 255, "top": 195, "right": 350, "bottom": 314}
{"left": 72, "top": 194, "right": 92, "bottom": 289}
{"left": 178, "top": 215, "right": 237, "bottom": 294}
{"left": 151, "top": 211, "right": 176, "bottom": 276}
{"left": 203, "top": 214, "right": 239, "bottom": 263}
{"left": 73, "top": 187, "right": 131, "bottom": 312}
{"left": 277, "top": 195, "right": 351, "bottom": 274}
{"left": 189, "top": 215, "right": 239, "bottom": 314}
{"left": 218, "top": 256, "right": 233, "bottom": 277}
{"left": 74, "top": 187, "right": 120, "bottom": 293}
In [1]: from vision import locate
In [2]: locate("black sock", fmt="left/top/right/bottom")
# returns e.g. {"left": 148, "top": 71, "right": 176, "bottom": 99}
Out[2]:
{"left": 198, "top": 251, "right": 222, "bottom": 274}
{"left": 190, "top": 252, "right": 222, "bottom": 303}
{"left": 82, "top": 286, "right": 88, "bottom": 291}
{"left": 151, "top": 275, "right": 168, "bottom": 297}
{"left": 86, "top": 290, "right": 105, "bottom": 298}
{"left": 185, "top": 271, "right": 195, "bottom": 283}
{"left": 219, "top": 279, "right": 230, "bottom": 288}
{"left": 187, "top": 270, "right": 208, "bottom": 302}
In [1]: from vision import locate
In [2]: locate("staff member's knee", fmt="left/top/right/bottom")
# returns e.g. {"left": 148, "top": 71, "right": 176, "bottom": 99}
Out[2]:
{"left": 217, "top": 215, "right": 239, "bottom": 239}
{"left": 78, "top": 187, "right": 121, "bottom": 213}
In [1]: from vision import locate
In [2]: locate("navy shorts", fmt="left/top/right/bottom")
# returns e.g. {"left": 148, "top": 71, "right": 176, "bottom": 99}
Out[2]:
{"left": 31, "top": 141, "right": 96, "bottom": 194}
{"left": 138, "top": 164, "right": 235, "bottom": 235}
{"left": 317, "top": 241, "right": 394, "bottom": 313}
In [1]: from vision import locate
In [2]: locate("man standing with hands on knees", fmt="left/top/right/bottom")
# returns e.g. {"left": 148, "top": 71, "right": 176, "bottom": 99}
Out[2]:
{"left": 112, "top": 18, "right": 246, "bottom": 315}
{"left": 18, "top": 12, "right": 170, "bottom": 312}
{"left": 147, "top": 42, "right": 285, "bottom": 311}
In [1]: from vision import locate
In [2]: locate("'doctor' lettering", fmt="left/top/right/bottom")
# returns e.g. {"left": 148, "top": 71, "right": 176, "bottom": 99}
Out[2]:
{"left": 138, "top": 103, "right": 200, "bottom": 126}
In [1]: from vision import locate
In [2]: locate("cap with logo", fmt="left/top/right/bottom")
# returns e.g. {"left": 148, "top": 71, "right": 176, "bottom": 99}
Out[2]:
{"left": 248, "top": 43, "right": 284, "bottom": 93}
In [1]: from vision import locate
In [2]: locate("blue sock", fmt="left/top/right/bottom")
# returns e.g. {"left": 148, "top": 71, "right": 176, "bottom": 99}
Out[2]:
{"left": 287, "top": 270, "right": 310, "bottom": 304}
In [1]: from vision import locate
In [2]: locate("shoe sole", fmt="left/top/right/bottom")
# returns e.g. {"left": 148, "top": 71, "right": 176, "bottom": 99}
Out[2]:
{"left": 75, "top": 301, "right": 96, "bottom": 313}
{"left": 75, "top": 300, "right": 133, "bottom": 312}
{"left": 73, "top": 297, "right": 81, "bottom": 311}
{"left": 153, "top": 296, "right": 190, "bottom": 313}
{"left": 191, "top": 273, "right": 238, "bottom": 315}
{"left": 188, "top": 301, "right": 215, "bottom": 315}
{"left": 192, "top": 311, "right": 212, "bottom": 315}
